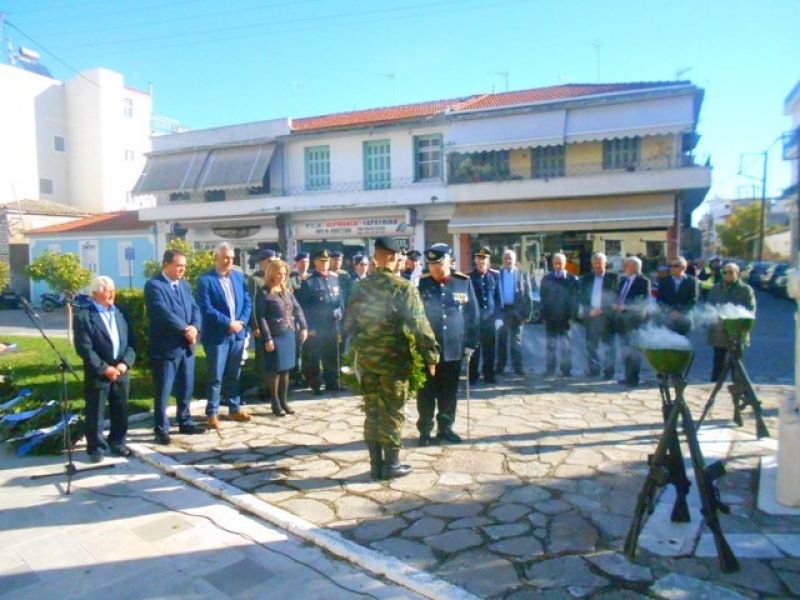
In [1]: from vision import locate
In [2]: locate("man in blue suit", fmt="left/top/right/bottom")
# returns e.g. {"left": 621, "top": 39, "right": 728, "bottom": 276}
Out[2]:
{"left": 74, "top": 275, "right": 136, "bottom": 462}
{"left": 144, "top": 249, "right": 205, "bottom": 444}
{"left": 196, "top": 242, "right": 252, "bottom": 428}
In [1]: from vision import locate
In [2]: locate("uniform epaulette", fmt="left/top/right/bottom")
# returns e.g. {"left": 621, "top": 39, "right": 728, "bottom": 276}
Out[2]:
{"left": 420, "top": 273, "right": 432, "bottom": 279}
{"left": 452, "top": 271, "right": 468, "bottom": 280}
{"left": 489, "top": 268, "right": 499, "bottom": 274}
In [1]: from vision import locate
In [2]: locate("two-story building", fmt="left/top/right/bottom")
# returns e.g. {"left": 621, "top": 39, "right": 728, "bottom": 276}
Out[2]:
{"left": 135, "top": 81, "right": 710, "bottom": 275}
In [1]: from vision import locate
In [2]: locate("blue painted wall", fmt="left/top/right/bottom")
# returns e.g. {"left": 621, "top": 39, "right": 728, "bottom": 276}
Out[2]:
{"left": 29, "top": 235, "right": 156, "bottom": 305}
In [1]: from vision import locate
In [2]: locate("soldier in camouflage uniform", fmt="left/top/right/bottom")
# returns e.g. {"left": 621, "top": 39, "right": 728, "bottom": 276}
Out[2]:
{"left": 247, "top": 249, "right": 277, "bottom": 403}
{"left": 343, "top": 237, "right": 439, "bottom": 480}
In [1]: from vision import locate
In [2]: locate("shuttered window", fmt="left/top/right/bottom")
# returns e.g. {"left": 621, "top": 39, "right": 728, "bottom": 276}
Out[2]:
{"left": 305, "top": 145, "right": 331, "bottom": 190}
{"left": 364, "top": 140, "right": 391, "bottom": 190}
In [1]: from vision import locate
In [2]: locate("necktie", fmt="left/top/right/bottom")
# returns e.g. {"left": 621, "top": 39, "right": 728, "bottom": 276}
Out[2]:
{"left": 619, "top": 278, "right": 632, "bottom": 302}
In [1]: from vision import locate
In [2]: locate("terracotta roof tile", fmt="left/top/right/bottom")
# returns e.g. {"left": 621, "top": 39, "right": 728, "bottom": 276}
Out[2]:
{"left": 26, "top": 210, "right": 146, "bottom": 235}
{"left": 291, "top": 81, "right": 690, "bottom": 132}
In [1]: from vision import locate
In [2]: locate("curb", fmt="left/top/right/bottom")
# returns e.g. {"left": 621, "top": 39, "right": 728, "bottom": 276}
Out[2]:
{"left": 128, "top": 442, "right": 480, "bottom": 600}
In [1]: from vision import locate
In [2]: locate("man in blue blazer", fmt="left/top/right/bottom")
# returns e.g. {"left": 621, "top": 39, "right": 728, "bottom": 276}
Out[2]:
{"left": 196, "top": 242, "right": 252, "bottom": 428}
{"left": 74, "top": 276, "right": 136, "bottom": 462}
{"left": 144, "top": 249, "right": 205, "bottom": 444}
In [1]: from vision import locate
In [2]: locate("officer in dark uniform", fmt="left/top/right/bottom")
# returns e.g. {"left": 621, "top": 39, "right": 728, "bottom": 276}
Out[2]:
{"left": 401, "top": 250, "right": 422, "bottom": 283}
{"left": 417, "top": 244, "right": 479, "bottom": 445}
{"left": 467, "top": 247, "right": 503, "bottom": 385}
{"left": 296, "top": 249, "right": 344, "bottom": 394}
{"left": 330, "top": 250, "right": 353, "bottom": 307}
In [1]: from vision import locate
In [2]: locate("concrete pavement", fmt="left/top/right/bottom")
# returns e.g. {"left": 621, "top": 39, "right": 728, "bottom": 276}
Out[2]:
{"left": 0, "top": 450, "right": 428, "bottom": 599}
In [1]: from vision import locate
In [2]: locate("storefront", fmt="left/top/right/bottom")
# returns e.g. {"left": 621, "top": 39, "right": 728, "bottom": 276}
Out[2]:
{"left": 183, "top": 217, "right": 280, "bottom": 274}
{"left": 289, "top": 209, "right": 416, "bottom": 262}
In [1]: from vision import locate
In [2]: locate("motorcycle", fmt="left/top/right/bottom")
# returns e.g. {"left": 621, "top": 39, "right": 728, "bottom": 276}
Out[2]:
{"left": 39, "top": 292, "right": 92, "bottom": 312}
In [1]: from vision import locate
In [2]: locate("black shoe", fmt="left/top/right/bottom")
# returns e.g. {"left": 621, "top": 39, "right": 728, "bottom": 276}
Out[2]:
{"left": 618, "top": 379, "right": 639, "bottom": 388}
{"left": 381, "top": 447, "right": 413, "bottom": 480}
{"left": 154, "top": 431, "right": 171, "bottom": 445}
{"left": 437, "top": 428, "right": 462, "bottom": 444}
{"left": 178, "top": 423, "right": 206, "bottom": 435}
{"left": 514, "top": 367, "right": 526, "bottom": 376}
{"left": 367, "top": 442, "right": 383, "bottom": 480}
{"left": 271, "top": 399, "right": 286, "bottom": 417}
{"left": 109, "top": 444, "right": 131, "bottom": 458}
{"left": 87, "top": 450, "right": 104, "bottom": 463}
{"left": 603, "top": 371, "right": 615, "bottom": 380}
{"left": 543, "top": 369, "right": 555, "bottom": 377}
{"left": 484, "top": 376, "right": 497, "bottom": 384}
{"left": 587, "top": 370, "right": 600, "bottom": 377}
{"left": 418, "top": 434, "right": 433, "bottom": 447}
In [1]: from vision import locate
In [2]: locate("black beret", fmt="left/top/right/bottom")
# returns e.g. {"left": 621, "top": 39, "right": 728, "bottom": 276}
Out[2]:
{"left": 374, "top": 237, "right": 403, "bottom": 252}
{"left": 473, "top": 247, "right": 492, "bottom": 258}
{"left": 405, "top": 250, "right": 422, "bottom": 261}
{"left": 256, "top": 249, "right": 277, "bottom": 262}
{"left": 294, "top": 252, "right": 309, "bottom": 261}
{"left": 312, "top": 249, "right": 331, "bottom": 261}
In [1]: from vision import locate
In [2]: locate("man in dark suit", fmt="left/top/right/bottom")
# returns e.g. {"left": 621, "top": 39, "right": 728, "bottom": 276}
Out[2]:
{"left": 496, "top": 249, "right": 534, "bottom": 376}
{"left": 656, "top": 256, "right": 698, "bottom": 335}
{"left": 196, "top": 242, "right": 252, "bottom": 428}
{"left": 579, "top": 252, "right": 619, "bottom": 379}
{"left": 74, "top": 276, "right": 136, "bottom": 462}
{"left": 612, "top": 256, "right": 651, "bottom": 387}
{"left": 467, "top": 247, "right": 502, "bottom": 385}
{"left": 540, "top": 253, "right": 579, "bottom": 377}
{"left": 145, "top": 249, "right": 205, "bottom": 444}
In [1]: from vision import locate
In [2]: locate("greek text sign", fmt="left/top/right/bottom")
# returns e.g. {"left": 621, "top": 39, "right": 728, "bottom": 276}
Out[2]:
{"left": 293, "top": 213, "right": 411, "bottom": 239}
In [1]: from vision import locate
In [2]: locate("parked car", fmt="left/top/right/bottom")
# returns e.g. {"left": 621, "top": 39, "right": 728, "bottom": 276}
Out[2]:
{"left": 768, "top": 264, "right": 791, "bottom": 298}
{"left": 0, "top": 287, "right": 20, "bottom": 309}
{"left": 747, "top": 262, "right": 773, "bottom": 289}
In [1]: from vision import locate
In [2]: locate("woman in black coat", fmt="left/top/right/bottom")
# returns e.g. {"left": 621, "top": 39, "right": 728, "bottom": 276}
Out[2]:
{"left": 256, "top": 260, "right": 308, "bottom": 416}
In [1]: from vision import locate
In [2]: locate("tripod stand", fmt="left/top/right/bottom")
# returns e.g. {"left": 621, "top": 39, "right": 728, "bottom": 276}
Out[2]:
{"left": 624, "top": 373, "right": 740, "bottom": 573}
{"left": 698, "top": 337, "right": 769, "bottom": 439}
{"left": 20, "top": 298, "right": 115, "bottom": 494}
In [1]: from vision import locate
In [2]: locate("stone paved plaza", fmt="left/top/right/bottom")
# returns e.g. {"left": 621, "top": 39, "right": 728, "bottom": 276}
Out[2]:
{"left": 129, "top": 375, "right": 799, "bottom": 599}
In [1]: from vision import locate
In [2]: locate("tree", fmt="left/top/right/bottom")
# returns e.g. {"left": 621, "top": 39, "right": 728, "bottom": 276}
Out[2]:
{"left": 0, "top": 260, "right": 10, "bottom": 291}
{"left": 26, "top": 251, "right": 91, "bottom": 342}
{"left": 143, "top": 238, "right": 215, "bottom": 289}
{"left": 716, "top": 202, "right": 779, "bottom": 260}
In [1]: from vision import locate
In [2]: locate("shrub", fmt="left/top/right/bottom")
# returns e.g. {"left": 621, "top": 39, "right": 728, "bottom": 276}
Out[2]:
{"left": 115, "top": 289, "right": 150, "bottom": 368}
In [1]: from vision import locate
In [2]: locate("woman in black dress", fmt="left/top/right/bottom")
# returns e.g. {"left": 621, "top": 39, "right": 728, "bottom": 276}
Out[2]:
{"left": 257, "top": 260, "right": 308, "bottom": 416}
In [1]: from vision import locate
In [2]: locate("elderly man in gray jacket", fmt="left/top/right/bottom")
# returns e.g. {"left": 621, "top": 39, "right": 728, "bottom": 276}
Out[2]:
{"left": 707, "top": 262, "right": 756, "bottom": 382}
{"left": 496, "top": 249, "right": 533, "bottom": 376}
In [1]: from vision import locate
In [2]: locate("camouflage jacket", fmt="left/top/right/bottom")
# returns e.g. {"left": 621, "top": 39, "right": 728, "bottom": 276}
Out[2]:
{"left": 343, "top": 267, "right": 439, "bottom": 376}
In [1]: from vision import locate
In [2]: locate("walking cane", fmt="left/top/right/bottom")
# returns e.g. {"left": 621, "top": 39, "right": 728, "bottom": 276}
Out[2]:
{"left": 464, "top": 353, "right": 472, "bottom": 441}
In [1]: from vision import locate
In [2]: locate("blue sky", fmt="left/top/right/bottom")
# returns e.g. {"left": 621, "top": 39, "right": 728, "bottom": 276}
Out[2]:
{"left": 2, "top": 0, "right": 798, "bottom": 217}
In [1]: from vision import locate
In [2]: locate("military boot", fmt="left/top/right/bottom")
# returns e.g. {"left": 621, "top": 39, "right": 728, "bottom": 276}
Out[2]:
{"left": 381, "top": 447, "right": 413, "bottom": 480}
{"left": 367, "top": 443, "right": 383, "bottom": 480}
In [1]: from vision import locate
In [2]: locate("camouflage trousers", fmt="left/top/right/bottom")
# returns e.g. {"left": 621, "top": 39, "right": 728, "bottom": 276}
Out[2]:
{"left": 359, "top": 372, "right": 409, "bottom": 449}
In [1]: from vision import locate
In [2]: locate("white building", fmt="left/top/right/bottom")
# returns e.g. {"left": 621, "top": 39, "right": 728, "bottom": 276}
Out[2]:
{"left": 135, "top": 81, "right": 710, "bottom": 275}
{"left": 0, "top": 54, "right": 154, "bottom": 213}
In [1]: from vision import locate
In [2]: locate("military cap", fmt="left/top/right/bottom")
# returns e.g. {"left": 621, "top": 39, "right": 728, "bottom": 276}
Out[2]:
{"left": 473, "top": 247, "right": 492, "bottom": 258}
{"left": 425, "top": 243, "right": 451, "bottom": 264}
{"left": 330, "top": 250, "right": 343, "bottom": 259}
{"left": 256, "top": 249, "right": 277, "bottom": 262}
{"left": 311, "top": 249, "right": 331, "bottom": 261}
{"left": 709, "top": 255, "right": 721, "bottom": 263}
{"left": 406, "top": 249, "right": 422, "bottom": 261}
{"left": 352, "top": 253, "right": 369, "bottom": 265}
{"left": 294, "top": 251, "right": 309, "bottom": 261}
{"left": 374, "top": 237, "right": 403, "bottom": 252}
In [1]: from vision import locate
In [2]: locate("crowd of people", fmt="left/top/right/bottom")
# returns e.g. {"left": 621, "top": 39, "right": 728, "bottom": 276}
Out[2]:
{"left": 73, "top": 241, "right": 756, "bottom": 478}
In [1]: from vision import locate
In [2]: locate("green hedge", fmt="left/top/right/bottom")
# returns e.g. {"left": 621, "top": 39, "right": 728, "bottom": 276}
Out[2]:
{"left": 115, "top": 289, "right": 150, "bottom": 368}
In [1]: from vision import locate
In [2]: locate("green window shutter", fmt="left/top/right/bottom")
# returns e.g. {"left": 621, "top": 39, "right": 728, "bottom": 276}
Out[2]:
{"left": 363, "top": 140, "right": 391, "bottom": 190}
{"left": 305, "top": 145, "right": 331, "bottom": 190}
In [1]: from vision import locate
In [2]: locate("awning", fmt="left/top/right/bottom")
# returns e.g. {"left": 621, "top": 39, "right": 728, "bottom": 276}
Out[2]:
{"left": 448, "top": 195, "right": 675, "bottom": 233}
{"left": 565, "top": 95, "right": 694, "bottom": 143}
{"left": 132, "top": 151, "right": 208, "bottom": 195}
{"left": 195, "top": 144, "right": 275, "bottom": 191}
{"left": 448, "top": 110, "right": 566, "bottom": 153}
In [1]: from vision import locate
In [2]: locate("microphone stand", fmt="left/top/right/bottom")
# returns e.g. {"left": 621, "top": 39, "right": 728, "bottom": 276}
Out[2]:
{"left": 21, "top": 298, "right": 115, "bottom": 494}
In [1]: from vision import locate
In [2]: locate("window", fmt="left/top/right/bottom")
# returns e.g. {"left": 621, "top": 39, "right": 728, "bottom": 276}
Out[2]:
{"left": 414, "top": 134, "right": 442, "bottom": 181}
{"left": 605, "top": 239, "right": 622, "bottom": 256}
{"left": 646, "top": 241, "right": 666, "bottom": 259}
{"left": 363, "top": 140, "right": 391, "bottom": 190}
{"left": 54, "top": 136, "right": 65, "bottom": 152}
{"left": 169, "top": 192, "right": 191, "bottom": 202}
{"left": 532, "top": 145, "right": 565, "bottom": 179}
{"left": 603, "top": 136, "right": 640, "bottom": 170}
{"left": 449, "top": 151, "right": 510, "bottom": 183}
{"left": 204, "top": 190, "right": 225, "bottom": 202}
{"left": 123, "top": 98, "right": 133, "bottom": 118}
{"left": 305, "top": 145, "right": 330, "bottom": 190}
{"left": 39, "top": 178, "right": 53, "bottom": 195}
{"left": 124, "top": 149, "right": 135, "bottom": 161}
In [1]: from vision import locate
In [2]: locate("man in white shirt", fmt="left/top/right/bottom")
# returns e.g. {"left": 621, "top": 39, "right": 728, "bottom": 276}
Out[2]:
{"left": 578, "top": 253, "right": 619, "bottom": 379}
{"left": 496, "top": 249, "right": 533, "bottom": 376}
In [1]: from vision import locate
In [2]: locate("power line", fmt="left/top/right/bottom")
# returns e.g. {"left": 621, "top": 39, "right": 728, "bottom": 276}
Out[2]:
{"left": 53, "top": 0, "right": 485, "bottom": 50}
{"left": 4, "top": 20, "right": 99, "bottom": 87}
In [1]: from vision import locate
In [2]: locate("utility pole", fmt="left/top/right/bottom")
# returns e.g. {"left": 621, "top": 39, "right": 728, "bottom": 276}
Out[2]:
{"left": 738, "top": 151, "right": 769, "bottom": 262}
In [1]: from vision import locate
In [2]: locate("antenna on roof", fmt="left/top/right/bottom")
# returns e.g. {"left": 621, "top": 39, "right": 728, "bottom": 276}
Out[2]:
{"left": 491, "top": 70, "right": 509, "bottom": 92}
{"left": 590, "top": 40, "right": 601, "bottom": 82}
{"left": 674, "top": 67, "right": 692, "bottom": 81}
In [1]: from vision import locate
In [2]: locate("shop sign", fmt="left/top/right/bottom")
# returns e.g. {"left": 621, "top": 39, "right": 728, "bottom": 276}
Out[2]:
{"left": 294, "top": 213, "right": 412, "bottom": 240}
